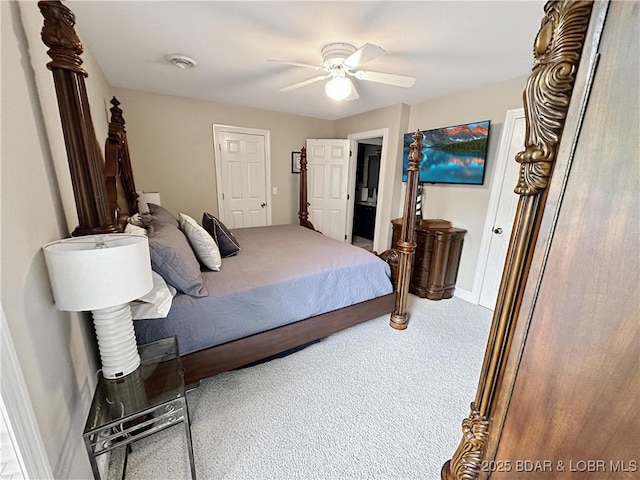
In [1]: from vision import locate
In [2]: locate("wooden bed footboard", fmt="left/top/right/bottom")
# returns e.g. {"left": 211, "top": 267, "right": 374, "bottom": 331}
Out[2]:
{"left": 181, "top": 292, "right": 396, "bottom": 385}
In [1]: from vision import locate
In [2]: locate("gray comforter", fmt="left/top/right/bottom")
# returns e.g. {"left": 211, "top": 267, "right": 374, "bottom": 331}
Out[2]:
{"left": 134, "top": 224, "right": 393, "bottom": 355}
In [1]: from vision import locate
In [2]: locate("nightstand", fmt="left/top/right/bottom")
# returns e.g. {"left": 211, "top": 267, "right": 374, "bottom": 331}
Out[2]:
{"left": 391, "top": 218, "right": 467, "bottom": 299}
{"left": 83, "top": 336, "right": 196, "bottom": 479}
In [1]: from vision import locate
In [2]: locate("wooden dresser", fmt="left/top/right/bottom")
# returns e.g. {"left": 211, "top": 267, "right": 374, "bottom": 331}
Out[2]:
{"left": 391, "top": 218, "right": 466, "bottom": 300}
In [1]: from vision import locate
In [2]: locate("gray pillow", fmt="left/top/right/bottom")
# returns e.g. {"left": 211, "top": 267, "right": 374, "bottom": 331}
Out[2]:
{"left": 145, "top": 203, "right": 179, "bottom": 228}
{"left": 202, "top": 212, "right": 240, "bottom": 257}
{"left": 147, "top": 221, "right": 208, "bottom": 297}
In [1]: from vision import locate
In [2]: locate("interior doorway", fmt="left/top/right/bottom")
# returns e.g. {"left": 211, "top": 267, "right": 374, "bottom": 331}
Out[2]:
{"left": 346, "top": 129, "right": 389, "bottom": 253}
{"left": 350, "top": 139, "right": 382, "bottom": 251}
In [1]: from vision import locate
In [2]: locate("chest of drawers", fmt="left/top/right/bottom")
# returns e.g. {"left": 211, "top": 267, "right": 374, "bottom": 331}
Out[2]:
{"left": 391, "top": 218, "right": 466, "bottom": 300}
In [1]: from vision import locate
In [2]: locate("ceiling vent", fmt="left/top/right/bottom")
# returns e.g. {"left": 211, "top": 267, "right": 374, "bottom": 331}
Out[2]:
{"left": 166, "top": 54, "right": 198, "bottom": 69}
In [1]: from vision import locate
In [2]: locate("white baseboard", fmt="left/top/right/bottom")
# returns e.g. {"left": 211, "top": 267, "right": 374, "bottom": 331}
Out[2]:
{"left": 453, "top": 287, "right": 476, "bottom": 304}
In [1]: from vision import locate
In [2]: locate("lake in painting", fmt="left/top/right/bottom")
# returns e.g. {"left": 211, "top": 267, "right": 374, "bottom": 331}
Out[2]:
{"left": 402, "top": 120, "right": 490, "bottom": 185}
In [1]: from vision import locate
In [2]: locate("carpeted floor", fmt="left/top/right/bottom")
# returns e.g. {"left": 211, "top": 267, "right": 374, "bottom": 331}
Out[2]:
{"left": 117, "top": 295, "right": 492, "bottom": 480}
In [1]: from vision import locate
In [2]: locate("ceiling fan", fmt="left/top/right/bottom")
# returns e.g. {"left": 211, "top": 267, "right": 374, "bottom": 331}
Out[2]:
{"left": 267, "top": 43, "right": 416, "bottom": 102}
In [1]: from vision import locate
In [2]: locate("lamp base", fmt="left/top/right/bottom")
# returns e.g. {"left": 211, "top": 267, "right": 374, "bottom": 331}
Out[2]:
{"left": 92, "top": 304, "right": 141, "bottom": 379}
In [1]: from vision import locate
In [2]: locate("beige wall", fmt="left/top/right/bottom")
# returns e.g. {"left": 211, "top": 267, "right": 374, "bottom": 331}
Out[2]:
{"left": 407, "top": 76, "right": 527, "bottom": 294}
{"left": 112, "top": 87, "right": 333, "bottom": 225}
{"left": 115, "top": 77, "right": 526, "bottom": 295}
{"left": 1, "top": 2, "right": 111, "bottom": 478}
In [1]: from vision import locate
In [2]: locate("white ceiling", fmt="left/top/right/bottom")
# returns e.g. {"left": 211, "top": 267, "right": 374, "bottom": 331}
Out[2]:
{"left": 67, "top": 1, "right": 545, "bottom": 121}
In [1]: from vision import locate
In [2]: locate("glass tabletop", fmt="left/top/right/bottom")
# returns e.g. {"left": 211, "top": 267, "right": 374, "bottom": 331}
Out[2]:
{"left": 84, "top": 336, "right": 184, "bottom": 435}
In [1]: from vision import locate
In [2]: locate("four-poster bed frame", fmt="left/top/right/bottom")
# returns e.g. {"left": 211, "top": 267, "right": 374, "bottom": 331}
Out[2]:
{"left": 38, "top": 0, "right": 421, "bottom": 385}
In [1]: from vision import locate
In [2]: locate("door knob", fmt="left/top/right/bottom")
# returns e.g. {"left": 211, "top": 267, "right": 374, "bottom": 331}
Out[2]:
{"left": 260, "top": 202, "right": 266, "bottom": 207}
{"left": 493, "top": 227, "right": 503, "bottom": 234}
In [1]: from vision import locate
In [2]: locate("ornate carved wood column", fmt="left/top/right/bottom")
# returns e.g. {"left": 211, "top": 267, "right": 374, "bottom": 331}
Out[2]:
{"left": 104, "top": 97, "right": 138, "bottom": 225}
{"left": 298, "top": 146, "right": 316, "bottom": 231}
{"left": 441, "top": 2, "right": 594, "bottom": 478}
{"left": 389, "top": 130, "right": 422, "bottom": 330}
{"left": 39, "top": 0, "right": 117, "bottom": 235}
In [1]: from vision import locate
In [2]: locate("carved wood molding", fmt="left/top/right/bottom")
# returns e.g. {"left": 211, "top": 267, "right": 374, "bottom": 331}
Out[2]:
{"left": 104, "top": 97, "right": 138, "bottom": 228}
{"left": 516, "top": 1, "right": 595, "bottom": 196}
{"left": 39, "top": 0, "right": 118, "bottom": 236}
{"left": 442, "top": 403, "right": 489, "bottom": 480}
{"left": 39, "top": 0, "right": 85, "bottom": 75}
{"left": 377, "top": 248, "right": 400, "bottom": 289}
{"left": 389, "top": 130, "right": 422, "bottom": 330}
{"left": 441, "top": 1, "right": 594, "bottom": 478}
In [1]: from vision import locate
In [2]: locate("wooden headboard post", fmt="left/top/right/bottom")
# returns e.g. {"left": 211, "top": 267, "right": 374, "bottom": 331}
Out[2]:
{"left": 104, "top": 97, "right": 139, "bottom": 224}
{"left": 38, "top": 0, "right": 118, "bottom": 236}
{"left": 298, "top": 146, "right": 316, "bottom": 230}
{"left": 389, "top": 130, "right": 422, "bottom": 330}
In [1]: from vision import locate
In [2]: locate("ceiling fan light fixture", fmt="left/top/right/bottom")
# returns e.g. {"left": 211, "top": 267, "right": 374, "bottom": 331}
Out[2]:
{"left": 325, "top": 76, "right": 351, "bottom": 101}
{"left": 166, "top": 54, "right": 198, "bottom": 69}
{"left": 272, "top": 41, "right": 414, "bottom": 100}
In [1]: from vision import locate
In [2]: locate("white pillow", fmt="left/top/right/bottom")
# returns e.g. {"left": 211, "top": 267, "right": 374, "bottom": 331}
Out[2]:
{"left": 130, "top": 271, "right": 176, "bottom": 319}
{"left": 179, "top": 213, "right": 222, "bottom": 271}
{"left": 124, "top": 223, "right": 148, "bottom": 236}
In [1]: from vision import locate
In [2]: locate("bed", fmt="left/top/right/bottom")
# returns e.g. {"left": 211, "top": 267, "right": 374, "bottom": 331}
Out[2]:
{"left": 134, "top": 220, "right": 394, "bottom": 381}
{"left": 37, "top": 0, "right": 421, "bottom": 385}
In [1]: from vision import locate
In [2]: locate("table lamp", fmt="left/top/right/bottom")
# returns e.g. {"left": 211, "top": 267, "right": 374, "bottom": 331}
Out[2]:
{"left": 43, "top": 234, "right": 153, "bottom": 379}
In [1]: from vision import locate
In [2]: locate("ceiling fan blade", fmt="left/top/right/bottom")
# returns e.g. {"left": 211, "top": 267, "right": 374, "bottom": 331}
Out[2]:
{"left": 267, "top": 59, "right": 324, "bottom": 70}
{"left": 344, "top": 79, "right": 359, "bottom": 102}
{"left": 353, "top": 70, "right": 416, "bottom": 88}
{"left": 344, "top": 43, "right": 386, "bottom": 69}
{"left": 280, "top": 74, "right": 331, "bottom": 92}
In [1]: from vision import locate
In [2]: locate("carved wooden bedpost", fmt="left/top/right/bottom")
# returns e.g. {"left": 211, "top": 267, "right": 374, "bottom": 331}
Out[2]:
{"left": 298, "top": 147, "right": 316, "bottom": 230}
{"left": 39, "top": 0, "right": 117, "bottom": 236}
{"left": 441, "top": 2, "right": 593, "bottom": 478}
{"left": 104, "top": 97, "right": 138, "bottom": 224}
{"left": 389, "top": 130, "right": 422, "bottom": 330}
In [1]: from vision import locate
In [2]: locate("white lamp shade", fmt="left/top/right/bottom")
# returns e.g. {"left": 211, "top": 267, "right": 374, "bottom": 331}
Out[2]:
{"left": 43, "top": 234, "right": 153, "bottom": 312}
{"left": 137, "top": 192, "right": 161, "bottom": 214}
{"left": 325, "top": 76, "right": 352, "bottom": 101}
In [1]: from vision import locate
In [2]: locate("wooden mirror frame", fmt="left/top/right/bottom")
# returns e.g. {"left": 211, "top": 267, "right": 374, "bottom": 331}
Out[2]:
{"left": 441, "top": 1, "right": 595, "bottom": 478}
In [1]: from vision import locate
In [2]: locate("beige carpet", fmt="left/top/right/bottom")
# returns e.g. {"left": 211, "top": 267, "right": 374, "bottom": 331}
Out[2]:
{"left": 116, "top": 295, "right": 492, "bottom": 479}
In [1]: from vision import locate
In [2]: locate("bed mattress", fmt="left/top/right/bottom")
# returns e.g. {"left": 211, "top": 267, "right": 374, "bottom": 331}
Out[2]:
{"left": 134, "top": 224, "right": 393, "bottom": 355}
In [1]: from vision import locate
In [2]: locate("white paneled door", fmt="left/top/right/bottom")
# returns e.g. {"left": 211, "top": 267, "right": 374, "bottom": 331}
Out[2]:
{"left": 214, "top": 126, "right": 271, "bottom": 228}
{"left": 306, "top": 139, "right": 350, "bottom": 242}
{"left": 478, "top": 109, "right": 526, "bottom": 309}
